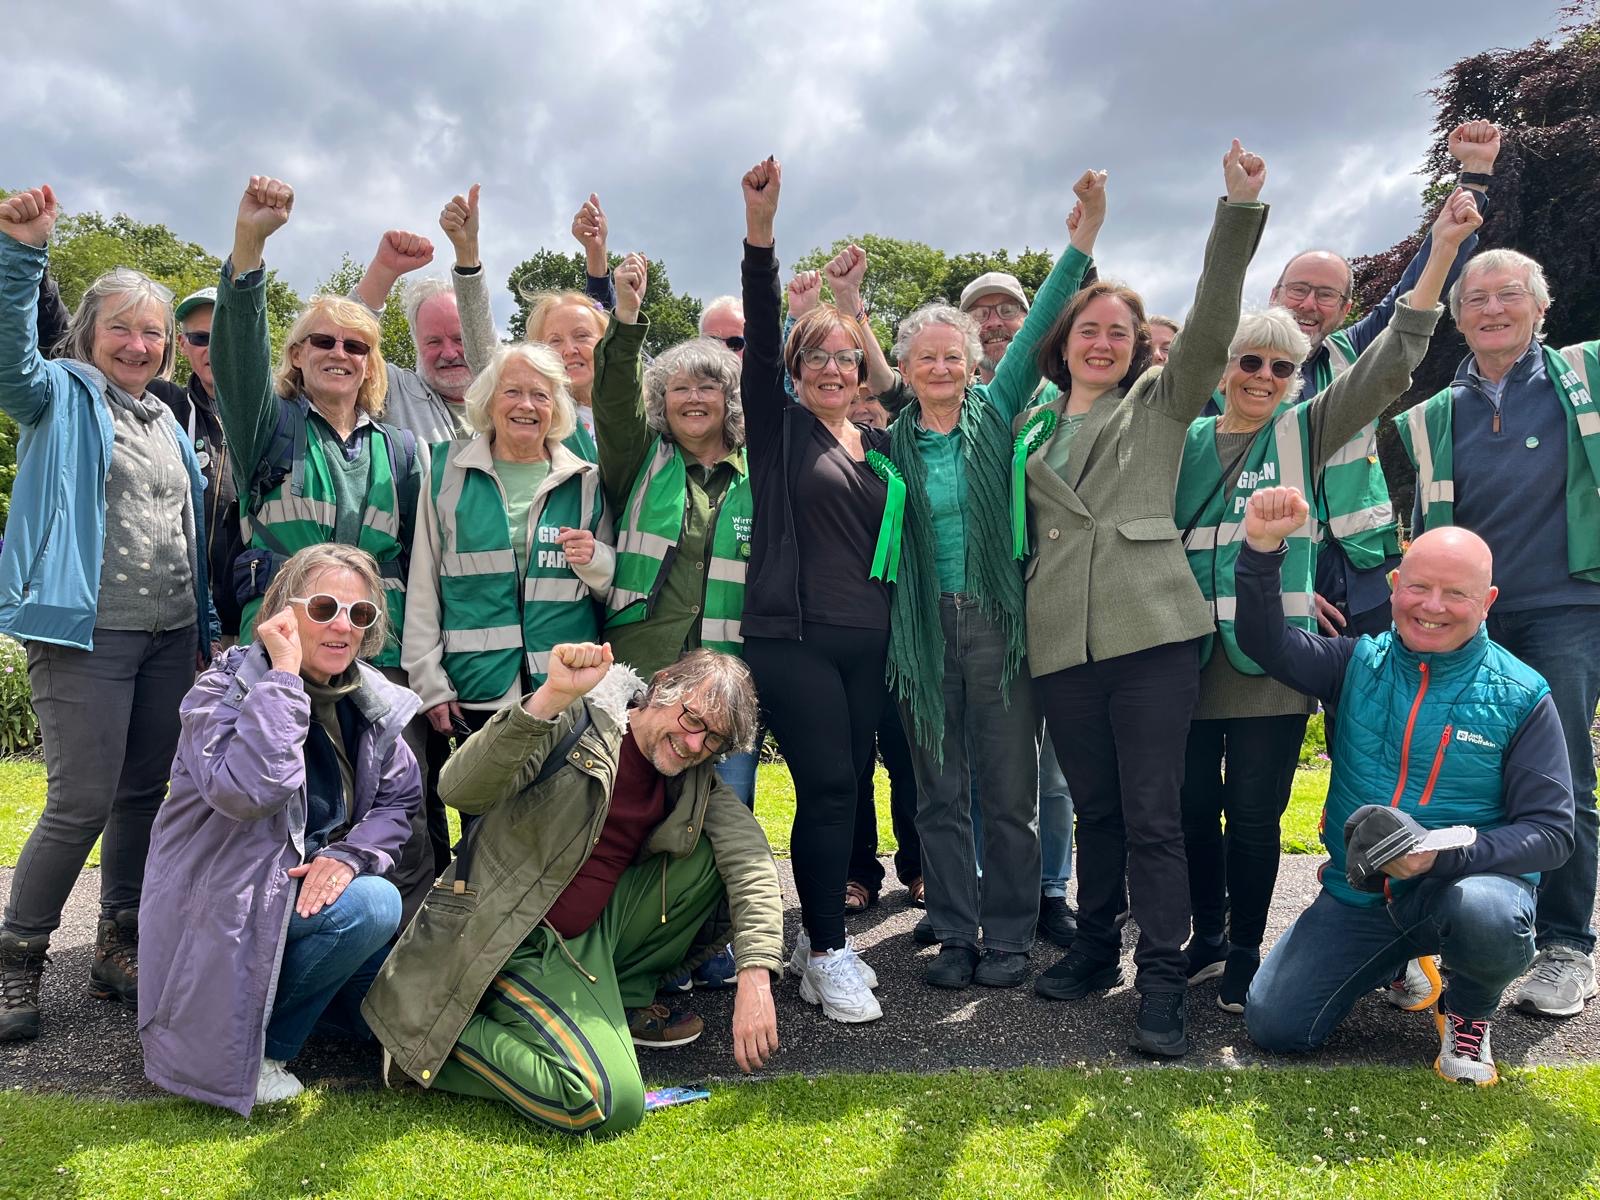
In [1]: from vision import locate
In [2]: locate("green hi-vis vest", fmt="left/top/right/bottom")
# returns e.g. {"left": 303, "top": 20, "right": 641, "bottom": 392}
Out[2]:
{"left": 1312, "top": 331, "right": 1399, "bottom": 570}
{"left": 240, "top": 410, "right": 410, "bottom": 668}
{"left": 430, "top": 443, "right": 604, "bottom": 698}
{"left": 1177, "top": 404, "right": 1318, "bottom": 674}
{"left": 606, "top": 440, "right": 752, "bottom": 655}
{"left": 1397, "top": 341, "right": 1600, "bottom": 583}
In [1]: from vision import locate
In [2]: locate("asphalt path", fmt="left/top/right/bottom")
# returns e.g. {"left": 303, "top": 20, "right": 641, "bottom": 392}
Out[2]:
{"left": 3, "top": 855, "right": 1596, "bottom": 1102}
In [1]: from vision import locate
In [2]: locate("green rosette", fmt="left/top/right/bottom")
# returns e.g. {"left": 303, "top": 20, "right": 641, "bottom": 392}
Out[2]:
{"left": 1012, "top": 408, "right": 1058, "bottom": 558}
{"left": 865, "top": 449, "right": 907, "bottom": 583}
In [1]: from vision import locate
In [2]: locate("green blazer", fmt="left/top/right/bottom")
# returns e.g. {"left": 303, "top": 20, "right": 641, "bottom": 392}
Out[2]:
{"left": 1018, "top": 200, "right": 1267, "bottom": 677}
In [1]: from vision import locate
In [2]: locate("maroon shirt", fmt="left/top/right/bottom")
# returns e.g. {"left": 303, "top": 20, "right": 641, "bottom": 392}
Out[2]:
{"left": 544, "top": 730, "right": 667, "bottom": 937}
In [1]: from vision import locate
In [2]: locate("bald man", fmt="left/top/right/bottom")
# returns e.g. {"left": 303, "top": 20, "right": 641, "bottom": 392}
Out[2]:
{"left": 1229, "top": 486, "right": 1573, "bottom": 1087}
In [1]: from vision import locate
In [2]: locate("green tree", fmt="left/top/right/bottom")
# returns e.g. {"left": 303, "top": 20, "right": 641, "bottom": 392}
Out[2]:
{"left": 315, "top": 253, "right": 415, "bottom": 370}
{"left": 504, "top": 250, "right": 701, "bottom": 355}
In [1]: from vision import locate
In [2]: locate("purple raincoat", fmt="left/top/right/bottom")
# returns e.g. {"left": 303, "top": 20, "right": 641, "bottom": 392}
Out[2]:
{"left": 138, "top": 644, "right": 421, "bottom": 1115}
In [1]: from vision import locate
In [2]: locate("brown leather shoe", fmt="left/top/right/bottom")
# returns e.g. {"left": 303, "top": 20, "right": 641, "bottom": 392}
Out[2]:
{"left": 87, "top": 910, "right": 138, "bottom": 1006}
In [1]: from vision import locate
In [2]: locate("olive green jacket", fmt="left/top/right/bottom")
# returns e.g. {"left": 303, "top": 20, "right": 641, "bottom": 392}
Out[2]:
{"left": 361, "top": 665, "right": 783, "bottom": 1085}
{"left": 1018, "top": 199, "right": 1267, "bottom": 676}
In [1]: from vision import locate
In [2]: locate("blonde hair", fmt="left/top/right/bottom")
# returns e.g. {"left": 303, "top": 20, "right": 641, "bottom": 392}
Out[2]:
{"left": 462, "top": 342, "right": 579, "bottom": 445}
{"left": 61, "top": 267, "right": 176, "bottom": 384}
{"left": 519, "top": 290, "right": 609, "bottom": 343}
{"left": 260, "top": 543, "right": 391, "bottom": 661}
{"left": 273, "top": 296, "right": 389, "bottom": 417}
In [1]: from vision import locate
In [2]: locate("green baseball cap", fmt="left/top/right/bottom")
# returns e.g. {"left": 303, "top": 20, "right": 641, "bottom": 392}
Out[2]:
{"left": 174, "top": 286, "right": 217, "bottom": 323}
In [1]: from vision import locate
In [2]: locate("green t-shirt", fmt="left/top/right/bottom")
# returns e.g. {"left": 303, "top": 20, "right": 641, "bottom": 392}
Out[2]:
{"left": 1044, "top": 412, "right": 1089, "bottom": 480}
{"left": 494, "top": 458, "right": 551, "bottom": 577}
{"left": 914, "top": 421, "right": 968, "bottom": 593}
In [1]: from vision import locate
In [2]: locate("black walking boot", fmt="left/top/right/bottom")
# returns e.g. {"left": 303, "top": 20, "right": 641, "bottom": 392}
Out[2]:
{"left": 87, "top": 909, "right": 139, "bottom": 1006}
{"left": 0, "top": 930, "right": 49, "bottom": 1041}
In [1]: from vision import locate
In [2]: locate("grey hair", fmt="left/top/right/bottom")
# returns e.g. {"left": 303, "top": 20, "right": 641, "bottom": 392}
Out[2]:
{"left": 640, "top": 649, "right": 760, "bottom": 758}
{"left": 462, "top": 342, "right": 578, "bottom": 444}
{"left": 402, "top": 277, "right": 457, "bottom": 343}
{"left": 1227, "top": 308, "right": 1312, "bottom": 404}
{"left": 260, "top": 543, "right": 391, "bottom": 661}
{"left": 1450, "top": 248, "right": 1552, "bottom": 334}
{"left": 892, "top": 303, "right": 982, "bottom": 372}
{"left": 61, "top": 267, "right": 176, "bottom": 383}
{"left": 699, "top": 295, "right": 744, "bottom": 333}
{"left": 642, "top": 338, "right": 745, "bottom": 450}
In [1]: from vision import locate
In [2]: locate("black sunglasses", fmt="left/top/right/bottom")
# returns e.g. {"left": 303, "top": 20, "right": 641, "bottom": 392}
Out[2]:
{"left": 714, "top": 335, "right": 746, "bottom": 352}
{"left": 1237, "top": 354, "right": 1298, "bottom": 380}
{"left": 181, "top": 331, "right": 211, "bottom": 348}
{"left": 304, "top": 332, "right": 372, "bottom": 357}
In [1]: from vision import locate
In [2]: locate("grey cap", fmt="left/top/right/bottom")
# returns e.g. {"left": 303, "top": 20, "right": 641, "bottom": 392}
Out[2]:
{"left": 174, "top": 286, "right": 217, "bottom": 323}
{"left": 959, "top": 271, "right": 1029, "bottom": 313}
{"left": 1343, "top": 803, "right": 1477, "bottom": 893}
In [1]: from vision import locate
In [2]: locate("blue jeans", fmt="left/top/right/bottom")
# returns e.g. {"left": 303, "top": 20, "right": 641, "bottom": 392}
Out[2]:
{"left": 1246, "top": 873, "right": 1537, "bottom": 1052}
{"left": 715, "top": 749, "right": 758, "bottom": 809}
{"left": 264, "top": 874, "right": 401, "bottom": 1061}
{"left": 1487, "top": 604, "right": 1600, "bottom": 955}
{"left": 1039, "top": 728, "right": 1074, "bottom": 897}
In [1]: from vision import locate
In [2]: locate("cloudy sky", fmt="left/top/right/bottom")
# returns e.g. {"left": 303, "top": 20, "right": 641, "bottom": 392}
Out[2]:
{"left": 5, "top": 1, "right": 1566, "bottom": 324}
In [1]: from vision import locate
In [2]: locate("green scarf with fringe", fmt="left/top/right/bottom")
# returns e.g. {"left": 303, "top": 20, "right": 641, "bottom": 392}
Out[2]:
{"left": 886, "top": 388, "right": 1027, "bottom": 763}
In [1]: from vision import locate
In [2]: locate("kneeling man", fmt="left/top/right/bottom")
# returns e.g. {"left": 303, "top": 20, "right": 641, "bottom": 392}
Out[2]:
{"left": 1235, "top": 487, "right": 1573, "bottom": 1085}
{"left": 364, "top": 643, "right": 782, "bottom": 1133}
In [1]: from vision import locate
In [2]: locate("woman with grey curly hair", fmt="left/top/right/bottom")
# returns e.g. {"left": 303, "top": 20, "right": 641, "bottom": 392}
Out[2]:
{"left": 590, "top": 253, "right": 759, "bottom": 818}
{"left": 1172, "top": 190, "right": 1481, "bottom": 1015}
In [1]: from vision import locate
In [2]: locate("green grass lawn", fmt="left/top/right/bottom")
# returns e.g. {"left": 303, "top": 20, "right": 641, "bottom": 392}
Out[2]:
{"left": 1, "top": 1064, "right": 1598, "bottom": 1199}
{"left": 0, "top": 757, "right": 1331, "bottom": 869}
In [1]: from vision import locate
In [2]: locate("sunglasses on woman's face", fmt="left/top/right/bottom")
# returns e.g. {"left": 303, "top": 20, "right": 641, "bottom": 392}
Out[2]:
{"left": 1236, "top": 354, "right": 1298, "bottom": 380}
{"left": 289, "top": 594, "right": 380, "bottom": 629}
{"left": 303, "top": 332, "right": 372, "bottom": 357}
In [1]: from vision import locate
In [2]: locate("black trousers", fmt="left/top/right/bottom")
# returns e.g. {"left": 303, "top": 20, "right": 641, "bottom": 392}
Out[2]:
{"left": 1180, "top": 712, "right": 1309, "bottom": 949}
{"left": 745, "top": 623, "right": 888, "bottom": 952}
{"left": 1034, "top": 639, "right": 1201, "bottom": 994}
{"left": 848, "top": 697, "right": 922, "bottom": 892}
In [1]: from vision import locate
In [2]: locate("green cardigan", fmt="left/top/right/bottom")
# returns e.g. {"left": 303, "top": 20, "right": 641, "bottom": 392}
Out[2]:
{"left": 1018, "top": 199, "right": 1267, "bottom": 677}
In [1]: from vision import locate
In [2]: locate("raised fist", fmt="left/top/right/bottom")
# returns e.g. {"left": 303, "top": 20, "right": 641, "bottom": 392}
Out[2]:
{"left": 0, "top": 185, "right": 59, "bottom": 248}
{"left": 237, "top": 176, "right": 294, "bottom": 240}
{"left": 613, "top": 252, "right": 649, "bottom": 325}
{"left": 1431, "top": 187, "right": 1483, "bottom": 249}
{"left": 256, "top": 606, "right": 303, "bottom": 677}
{"left": 786, "top": 270, "right": 822, "bottom": 319}
{"left": 741, "top": 156, "right": 782, "bottom": 238}
{"left": 1244, "top": 486, "right": 1311, "bottom": 553}
{"left": 1223, "top": 140, "right": 1267, "bottom": 204}
{"left": 571, "top": 193, "right": 607, "bottom": 256}
{"left": 1448, "top": 121, "right": 1501, "bottom": 174}
{"left": 545, "top": 641, "right": 615, "bottom": 701}
{"left": 374, "top": 230, "right": 435, "bottom": 277}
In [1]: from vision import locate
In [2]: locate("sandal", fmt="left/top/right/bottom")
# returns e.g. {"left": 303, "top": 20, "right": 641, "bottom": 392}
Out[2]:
{"left": 906, "top": 877, "right": 925, "bottom": 908}
{"left": 843, "top": 880, "right": 876, "bottom": 914}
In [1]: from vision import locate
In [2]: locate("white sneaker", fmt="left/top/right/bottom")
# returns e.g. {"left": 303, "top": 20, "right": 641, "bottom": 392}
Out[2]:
{"left": 1515, "top": 946, "right": 1599, "bottom": 1017}
{"left": 1435, "top": 1009, "right": 1498, "bottom": 1087}
{"left": 799, "top": 947, "right": 883, "bottom": 1023}
{"left": 1385, "top": 956, "right": 1443, "bottom": 1011}
{"left": 787, "top": 929, "right": 878, "bottom": 989}
{"left": 255, "top": 1057, "right": 304, "bottom": 1104}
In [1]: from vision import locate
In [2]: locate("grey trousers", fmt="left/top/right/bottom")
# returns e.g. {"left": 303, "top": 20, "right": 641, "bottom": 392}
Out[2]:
{"left": 903, "top": 596, "right": 1041, "bottom": 953}
{"left": 6, "top": 626, "right": 196, "bottom": 940}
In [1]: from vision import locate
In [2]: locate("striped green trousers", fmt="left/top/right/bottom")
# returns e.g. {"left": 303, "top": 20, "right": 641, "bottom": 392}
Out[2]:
{"left": 433, "top": 838, "right": 722, "bottom": 1135}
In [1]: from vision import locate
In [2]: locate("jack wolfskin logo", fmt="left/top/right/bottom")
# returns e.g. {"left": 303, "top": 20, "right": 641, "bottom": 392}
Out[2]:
{"left": 1455, "top": 729, "right": 1500, "bottom": 750}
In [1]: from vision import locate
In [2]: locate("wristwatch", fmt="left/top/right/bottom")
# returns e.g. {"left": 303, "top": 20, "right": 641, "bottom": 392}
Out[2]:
{"left": 1458, "top": 171, "right": 1493, "bottom": 187}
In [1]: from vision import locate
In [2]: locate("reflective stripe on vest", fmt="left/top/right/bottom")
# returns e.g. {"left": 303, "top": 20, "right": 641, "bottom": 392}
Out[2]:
{"left": 1312, "top": 332, "right": 1398, "bottom": 569}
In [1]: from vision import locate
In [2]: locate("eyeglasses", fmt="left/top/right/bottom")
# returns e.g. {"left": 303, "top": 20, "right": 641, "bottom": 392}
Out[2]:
{"left": 798, "top": 348, "right": 865, "bottom": 372}
{"left": 1460, "top": 286, "right": 1531, "bottom": 311}
{"left": 967, "top": 302, "right": 1024, "bottom": 322}
{"left": 1276, "top": 281, "right": 1349, "bottom": 307}
{"left": 667, "top": 382, "right": 726, "bottom": 400}
{"left": 713, "top": 335, "right": 746, "bottom": 352}
{"left": 303, "top": 333, "right": 372, "bottom": 357}
{"left": 677, "top": 703, "right": 733, "bottom": 755}
{"left": 1236, "top": 354, "right": 1299, "bottom": 380}
{"left": 100, "top": 267, "right": 175, "bottom": 303}
{"left": 181, "top": 331, "right": 211, "bottom": 348}
{"left": 289, "top": 594, "right": 380, "bottom": 629}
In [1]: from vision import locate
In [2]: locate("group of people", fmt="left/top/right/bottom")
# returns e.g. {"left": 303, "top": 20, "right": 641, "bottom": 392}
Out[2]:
{"left": 0, "top": 113, "right": 1594, "bottom": 1132}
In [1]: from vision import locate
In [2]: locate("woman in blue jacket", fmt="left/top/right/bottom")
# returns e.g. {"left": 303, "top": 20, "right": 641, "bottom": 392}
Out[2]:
{"left": 0, "top": 186, "right": 213, "bottom": 1044}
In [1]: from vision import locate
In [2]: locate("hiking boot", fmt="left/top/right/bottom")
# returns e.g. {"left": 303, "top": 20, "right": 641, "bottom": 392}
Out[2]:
{"left": 1034, "top": 949, "right": 1122, "bottom": 1001}
{"left": 799, "top": 947, "right": 883, "bottom": 1024}
{"left": 787, "top": 928, "right": 878, "bottom": 988}
{"left": 925, "top": 945, "right": 979, "bottom": 989}
{"left": 87, "top": 910, "right": 139, "bottom": 1006}
{"left": 974, "top": 948, "right": 1030, "bottom": 989}
{"left": 1133, "top": 989, "right": 1189, "bottom": 1057}
{"left": 1037, "top": 894, "right": 1078, "bottom": 949}
{"left": 255, "top": 1057, "right": 304, "bottom": 1104}
{"left": 1434, "top": 1007, "right": 1498, "bottom": 1087}
{"left": 1515, "top": 947, "right": 1599, "bottom": 1018}
{"left": 627, "top": 1002, "right": 705, "bottom": 1049}
{"left": 1183, "top": 934, "right": 1229, "bottom": 985}
{"left": 1216, "top": 947, "right": 1260, "bottom": 1014}
{"left": 1386, "top": 955, "right": 1443, "bottom": 1012}
{"left": 0, "top": 930, "right": 49, "bottom": 1042}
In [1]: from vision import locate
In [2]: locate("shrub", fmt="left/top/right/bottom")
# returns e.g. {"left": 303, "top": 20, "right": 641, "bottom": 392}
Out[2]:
{"left": 0, "top": 635, "right": 38, "bottom": 754}
{"left": 1299, "top": 710, "right": 1328, "bottom": 766}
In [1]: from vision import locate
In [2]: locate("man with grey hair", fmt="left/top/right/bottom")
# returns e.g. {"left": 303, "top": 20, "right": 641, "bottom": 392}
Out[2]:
{"left": 699, "top": 294, "right": 746, "bottom": 357}
{"left": 1396, "top": 244, "right": 1600, "bottom": 1019}
{"left": 364, "top": 641, "right": 782, "bottom": 1135}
